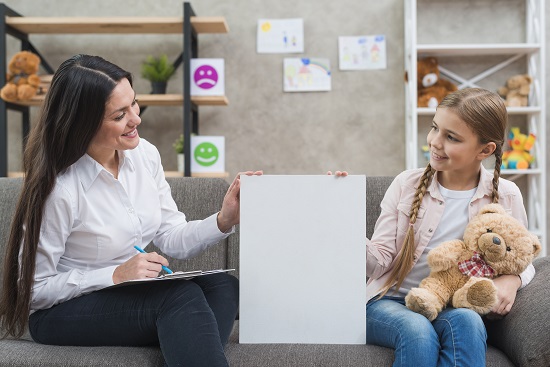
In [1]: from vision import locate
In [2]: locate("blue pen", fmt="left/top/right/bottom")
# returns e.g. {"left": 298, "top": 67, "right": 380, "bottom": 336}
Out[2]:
{"left": 134, "top": 245, "right": 173, "bottom": 274}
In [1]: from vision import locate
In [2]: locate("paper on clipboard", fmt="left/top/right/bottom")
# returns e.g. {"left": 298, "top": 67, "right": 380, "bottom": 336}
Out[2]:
{"left": 109, "top": 269, "right": 235, "bottom": 288}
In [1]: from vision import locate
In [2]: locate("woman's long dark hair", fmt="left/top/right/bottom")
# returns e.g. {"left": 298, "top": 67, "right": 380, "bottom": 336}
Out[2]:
{"left": 0, "top": 55, "right": 132, "bottom": 337}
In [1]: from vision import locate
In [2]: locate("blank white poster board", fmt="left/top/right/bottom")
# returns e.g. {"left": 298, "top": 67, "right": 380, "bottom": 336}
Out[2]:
{"left": 239, "top": 175, "right": 366, "bottom": 344}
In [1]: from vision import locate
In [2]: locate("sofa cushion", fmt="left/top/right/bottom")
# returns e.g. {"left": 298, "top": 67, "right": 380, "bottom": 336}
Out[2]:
{"left": 0, "top": 319, "right": 517, "bottom": 367}
{"left": 0, "top": 176, "right": 532, "bottom": 367}
{"left": 486, "top": 256, "right": 550, "bottom": 367}
{"left": 0, "top": 340, "right": 163, "bottom": 366}
{"left": 0, "top": 178, "right": 23, "bottom": 286}
{"left": 226, "top": 321, "right": 514, "bottom": 367}
{"left": 365, "top": 176, "right": 392, "bottom": 238}
{"left": 0, "top": 321, "right": 515, "bottom": 367}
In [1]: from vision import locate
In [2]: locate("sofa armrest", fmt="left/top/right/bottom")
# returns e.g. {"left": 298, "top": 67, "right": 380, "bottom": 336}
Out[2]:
{"left": 485, "top": 256, "right": 550, "bottom": 367}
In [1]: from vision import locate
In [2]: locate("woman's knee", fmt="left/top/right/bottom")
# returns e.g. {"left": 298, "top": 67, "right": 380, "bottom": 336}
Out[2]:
{"left": 215, "top": 273, "right": 239, "bottom": 294}
{"left": 195, "top": 272, "right": 238, "bottom": 289}
{"left": 163, "top": 280, "right": 209, "bottom": 308}
{"left": 193, "top": 273, "right": 239, "bottom": 300}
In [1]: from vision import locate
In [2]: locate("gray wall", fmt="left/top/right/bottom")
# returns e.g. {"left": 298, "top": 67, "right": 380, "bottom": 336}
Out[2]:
{"left": 3, "top": 0, "right": 549, "bottom": 240}
{"left": 3, "top": 0, "right": 404, "bottom": 176}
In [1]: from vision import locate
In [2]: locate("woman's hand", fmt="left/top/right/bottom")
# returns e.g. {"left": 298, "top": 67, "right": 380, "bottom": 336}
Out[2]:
{"left": 327, "top": 171, "right": 348, "bottom": 177}
{"left": 217, "top": 170, "right": 263, "bottom": 232}
{"left": 488, "top": 274, "right": 522, "bottom": 318}
{"left": 112, "top": 252, "right": 170, "bottom": 284}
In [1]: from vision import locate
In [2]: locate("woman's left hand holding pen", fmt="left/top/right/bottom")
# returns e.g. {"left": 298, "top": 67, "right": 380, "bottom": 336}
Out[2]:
{"left": 112, "top": 250, "right": 170, "bottom": 284}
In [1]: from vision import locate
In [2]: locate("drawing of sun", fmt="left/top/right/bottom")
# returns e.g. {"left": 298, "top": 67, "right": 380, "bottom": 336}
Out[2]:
{"left": 261, "top": 21, "right": 271, "bottom": 32}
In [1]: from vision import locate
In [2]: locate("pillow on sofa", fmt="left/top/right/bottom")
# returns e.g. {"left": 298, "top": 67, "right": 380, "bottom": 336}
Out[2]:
{"left": 485, "top": 256, "right": 550, "bottom": 367}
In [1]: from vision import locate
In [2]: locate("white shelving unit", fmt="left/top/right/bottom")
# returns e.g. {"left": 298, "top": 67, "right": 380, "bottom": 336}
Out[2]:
{"left": 404, "top": 0, "right": 546, "bottom": 255}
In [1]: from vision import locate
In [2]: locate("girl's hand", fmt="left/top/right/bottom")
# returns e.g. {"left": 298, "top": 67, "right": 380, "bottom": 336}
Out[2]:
{"left": 327, "top": 171, "right": 348, "bottom": 177}
{"left": 217, "top": 170, "right": 263, "bottom": 232}
{"left": 113, "top": 252, "right": 169, "bottom": 284}
{"left": 488, "top": 274, "right": 522, "bottom": 317}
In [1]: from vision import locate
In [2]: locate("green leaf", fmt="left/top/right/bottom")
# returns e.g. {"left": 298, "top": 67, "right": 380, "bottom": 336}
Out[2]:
{"left": 173, "top": 134, "right": 184, "bottom": 153}
{"left": 141, "top": 54, "right": 176, "bottom": 82}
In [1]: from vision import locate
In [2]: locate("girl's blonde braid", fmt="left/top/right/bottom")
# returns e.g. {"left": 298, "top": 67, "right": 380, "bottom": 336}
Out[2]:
{"left": 378, "top": 164, "right": 435, "bottom": 298}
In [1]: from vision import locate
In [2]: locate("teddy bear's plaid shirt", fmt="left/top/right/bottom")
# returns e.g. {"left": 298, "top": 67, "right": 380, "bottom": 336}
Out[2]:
{"left": 458, "top": 251, "right": 495, "bottom": 278}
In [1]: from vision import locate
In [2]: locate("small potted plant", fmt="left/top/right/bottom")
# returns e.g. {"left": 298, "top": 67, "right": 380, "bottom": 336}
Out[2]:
{"left": 173, "top": 134, "right": 185, "bottom": 172}
{"left": 141, "top": 54, "right": 176, "bottom": 94}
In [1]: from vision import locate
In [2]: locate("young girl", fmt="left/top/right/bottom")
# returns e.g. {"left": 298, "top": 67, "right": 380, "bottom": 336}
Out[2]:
{"left": 365, "top": 88, "right": 535, "bottom": 367}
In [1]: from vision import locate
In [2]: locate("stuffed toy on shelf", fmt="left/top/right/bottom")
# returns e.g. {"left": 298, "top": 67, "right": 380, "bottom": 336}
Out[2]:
{"left": 501, "top": 127, "right": 536, "bottom": 170}
{"left": 417, "top": 57, "right": 458, "bottom": 108}
{"left": 0, "top": 50, "right": 41, "bottom": 102}
{"left": 497, "top": 74, "right": 532, "bottom": 107}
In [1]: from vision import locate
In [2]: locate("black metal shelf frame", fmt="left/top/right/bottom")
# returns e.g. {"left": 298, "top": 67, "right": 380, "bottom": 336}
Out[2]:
{"left": 183, "top": 2, "right": 199, "bottom": 177}
{"left": 0, "top": 2, "right": 200, "bottom": 177}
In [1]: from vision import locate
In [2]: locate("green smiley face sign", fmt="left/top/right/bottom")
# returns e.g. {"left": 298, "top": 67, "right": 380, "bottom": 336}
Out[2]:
{"left": 194, "top": 142, "right": 219, "bottom": 167}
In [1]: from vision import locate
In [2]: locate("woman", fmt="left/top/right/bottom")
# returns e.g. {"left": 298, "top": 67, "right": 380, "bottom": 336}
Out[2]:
{"left": 0, "top": 54, "right": 260, "bottom": 367}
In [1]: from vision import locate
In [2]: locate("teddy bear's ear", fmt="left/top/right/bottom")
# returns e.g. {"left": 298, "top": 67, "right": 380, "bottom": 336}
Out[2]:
{"left": 531, "top": 234, "right": 542, "bottom": 257}
{"left": 30, "top": 53, "right": 41, "bottom": 64}
{"left": 478, "top": 203, "right": 507, "bottom": 216}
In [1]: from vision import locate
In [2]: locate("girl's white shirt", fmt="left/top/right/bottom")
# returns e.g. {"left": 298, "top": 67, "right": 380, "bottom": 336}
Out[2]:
{"left": 391, "top": 184, "right": 477, "bottom": 298}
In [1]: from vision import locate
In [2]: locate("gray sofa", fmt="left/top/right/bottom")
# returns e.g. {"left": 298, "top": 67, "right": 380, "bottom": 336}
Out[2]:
{"left": 0, "top": 176, "right": 549, "bottom": 367}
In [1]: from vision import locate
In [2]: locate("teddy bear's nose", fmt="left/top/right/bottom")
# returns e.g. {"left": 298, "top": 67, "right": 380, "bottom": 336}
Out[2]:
{"left": 493, "top": 237, "right": 501, "bottom": 245}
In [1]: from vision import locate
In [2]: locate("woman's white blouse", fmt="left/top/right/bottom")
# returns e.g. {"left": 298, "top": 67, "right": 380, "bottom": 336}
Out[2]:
{"left": 31, "top": 138, "right": 231, "bottom": 311}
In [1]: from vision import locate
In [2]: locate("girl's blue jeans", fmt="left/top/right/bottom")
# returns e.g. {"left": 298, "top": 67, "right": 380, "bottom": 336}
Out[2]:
{"left": 29, "top": 273, "right": 239, "bottom": 367}
{"left": 366, "top": 296, "right": 487, "bottom": 367}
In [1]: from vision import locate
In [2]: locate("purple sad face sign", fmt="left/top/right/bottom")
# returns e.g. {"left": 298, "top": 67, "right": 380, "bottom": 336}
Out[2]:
{"left": 194, "top": 65, "right": 218, "bottom": 89}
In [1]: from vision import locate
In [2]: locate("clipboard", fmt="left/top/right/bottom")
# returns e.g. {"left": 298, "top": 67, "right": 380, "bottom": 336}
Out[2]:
{"left": 108, "top": 268, "right": 235, "bottom": 288}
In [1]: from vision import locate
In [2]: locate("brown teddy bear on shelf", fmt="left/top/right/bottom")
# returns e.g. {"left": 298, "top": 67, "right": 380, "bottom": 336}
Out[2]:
{"left": 497, "top": 74, "right": 532, "bottom": 107}
{"left": 0, "top": 51, "right": 41, "bottom": 102}
{"left": 417, "top": 56, "right": 458, "bottom": 108}
{"left": 405, "top": 203, "right": 541, "bottom": 321}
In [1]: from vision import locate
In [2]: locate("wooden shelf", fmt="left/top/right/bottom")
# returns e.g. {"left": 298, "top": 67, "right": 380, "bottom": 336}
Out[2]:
{"left": 9, "top": 171, "right": 230, "bottom": 179}
{"left": 190, "top": 96, "right": 229, "bottom": 106}
{"left": 501, "top": 168, "right": 543, "bottom": 175}
{"left": 417, "top": 106, "right": 542, "bottom": 116}
{"left": 5, "top": 16, "right": 229, "bottom": 34}
{"left": 6, "top": 75, "right": 229, "bottom": 107}
{"left": 417, "top": 43, "right": 541, "bottom": 56}
{"left": 7, "top": 94, "right": 229, "bottom": 107}
{"left": 165, "top": 171, "right": 229, "bottom": 178}
{"left": 506, "top": 106, "right": 542, "bottom": 115}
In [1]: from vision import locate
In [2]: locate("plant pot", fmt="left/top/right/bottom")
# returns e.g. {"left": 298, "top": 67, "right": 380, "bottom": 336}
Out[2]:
{"left": 177, "top": 153, "right": 184, "bottom": 172}
{"left": 151, "top": 81, "right": 167, "bottom": 94}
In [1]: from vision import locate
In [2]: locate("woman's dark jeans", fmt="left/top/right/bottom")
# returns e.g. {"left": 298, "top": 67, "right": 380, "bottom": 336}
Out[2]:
{"left": 29, "top": 273, "right": 239, "bottom": 367}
